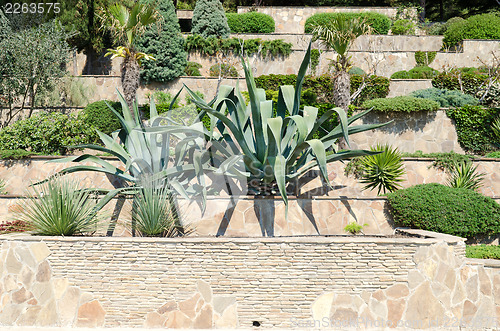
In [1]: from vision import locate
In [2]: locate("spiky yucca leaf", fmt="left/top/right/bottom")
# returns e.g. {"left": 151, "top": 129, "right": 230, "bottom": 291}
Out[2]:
{"left": 359, "top": 144, "right": 406, "bottom": 195}
{"left": 447, "top": 160, "right": 485, "bottom": 191}
{"left": 17, "top": 177, "right": 106, "bottom": 236}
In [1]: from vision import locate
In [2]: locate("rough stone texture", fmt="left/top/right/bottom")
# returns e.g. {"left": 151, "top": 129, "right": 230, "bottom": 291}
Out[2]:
{"left": 0, "top": 241, "right": 104, "bottom": 327}
{"left": 0, "top": 234, "right": 493, "bottom": 328}
{"left": 313, "top": 242, "right": 500, "bottom": 329}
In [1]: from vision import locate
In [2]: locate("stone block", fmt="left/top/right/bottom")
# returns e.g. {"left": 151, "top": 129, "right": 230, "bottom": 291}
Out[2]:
{"left": 76, "top": 300, "right": 106, "bottom": 327}
{"left": 193, "top": 304, "right": 213, "bottom": 328}
{"left": 406, "top": 282, "right": 445, "bottom": 327}
{"left": 29, "top": 243, "right": 51, "bottom": 263}
{"left": 36, "top": 299, "right": 58, "bottom": 326}
{"left": 197, "top": 280, "right": 212, "bottom": 303}
{"left": 58, "top": 286, "right": 80, "bottom": 326}
{"left": 213, "top": 296, "right": 236, "bottom": 316}
{"left": 35, "top": 261, "right": 51, "bottom": 283}
{"left": 144, "top": 312, "right": 167, "bottom": 328}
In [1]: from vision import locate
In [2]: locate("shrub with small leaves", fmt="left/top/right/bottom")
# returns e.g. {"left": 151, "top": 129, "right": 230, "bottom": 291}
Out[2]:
{"left": 209, "top": 63, "right": 238, "bottom": 77}
{"left": 387, "top": 183, "right": 500, "bottom": 238}
{"left": 305, "top": 12, "right": 391, "bottom": 34}
{"left": 414, "top": 51, "right": 436, "bottom": 67}
{"left": 184, "top": 62, "right": 203, "bottom": 76}
{"left": 466, "top": 245, "right": 500, "bottom": 260}
{"left": 362, "top": 96, "right": 440, "bottom": 112}
{"left": 443, "top": 13, "right": 500, "bottom": 49}
{"left": 79, "top": 100, "right": 122, "bottom": 142}
{"left": 226, "top": 12, "right": 274, "bottom": 33}
{"left": 391, "top": 19, "right": 415, "bottom": 35}
{"left": 410, "top": 88, "right": 478, "bottom": 108}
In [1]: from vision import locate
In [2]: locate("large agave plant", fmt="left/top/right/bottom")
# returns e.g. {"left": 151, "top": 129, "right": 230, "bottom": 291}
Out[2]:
{"left": 184, "top": 42, "right": 389, "bottom": 209}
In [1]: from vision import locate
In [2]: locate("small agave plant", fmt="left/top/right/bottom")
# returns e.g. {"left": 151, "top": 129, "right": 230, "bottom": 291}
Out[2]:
{"left": 184, "top": 41, "right": 390, "bottom": 211}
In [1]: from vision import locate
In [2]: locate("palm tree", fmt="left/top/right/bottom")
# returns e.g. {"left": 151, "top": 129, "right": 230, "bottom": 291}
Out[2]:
{"left": 312, "top": 15, "right": 370, "bottom": 149}
{"left": 104, "top": 3, "right": 159, "bottom": 111}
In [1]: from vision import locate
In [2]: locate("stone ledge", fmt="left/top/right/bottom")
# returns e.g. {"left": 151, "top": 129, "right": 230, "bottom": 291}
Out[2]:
{"left": 466, "top": 257, "right": 500, "bottom": 268}
{"left": 395, "top": 228, "right": 466, "bottom": 244}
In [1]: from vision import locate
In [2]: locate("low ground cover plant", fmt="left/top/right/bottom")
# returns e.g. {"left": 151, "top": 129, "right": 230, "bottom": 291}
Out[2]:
{"left": 410, "top": 88, "right": 479, "bottom": 107}
{"left": 466, "top": 245, "right": 500, "bottom": 259}
{"left": 391, "top": 66, "right": 439, "bottom": 79}
{"left": 387, "top": 183, "right": 500, "bottom": 239}
{"left": 362, "top": 96, "right": 440, "bottom": 112}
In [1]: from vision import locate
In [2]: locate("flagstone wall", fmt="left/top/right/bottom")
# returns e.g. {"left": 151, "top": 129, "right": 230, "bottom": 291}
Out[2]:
{"left": 0, "top": 232, "right": 497, "bottom": 328}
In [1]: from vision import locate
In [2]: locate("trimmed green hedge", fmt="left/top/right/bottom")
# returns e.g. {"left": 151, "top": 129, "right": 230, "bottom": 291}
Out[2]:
{"left": 443, "top": 13, "right": 500, "bottom": 49}
{"left": 0, "top": 112, "right": 92, "bottom": 155}
{"left": 226, "top": 12, "right": 275, "bottom": 33}
{"left": 254, "top": 74, "right": 390, "bottom": 106}
{"left": 410, "top": 88, "right": 478, "bottom": 108}
{"left": 387, "top": 183, "right": 500, "bottom": 238}
{"left": 445, "top": 105, "right": 500, "bottom": 154}
{"left": 391, "top": 66, "right": 439, "bottom": 79}
{"left": 304, "top": 12, "right": 391, "bottom": 35}
{"left": 362, "top": 96, "right": 440, "bottom": 112}
{"left": 432, "top": 71, "right": 488, "bottom": 96}
{"left": 79, "top": 100, "right": 122, "bottom": 142}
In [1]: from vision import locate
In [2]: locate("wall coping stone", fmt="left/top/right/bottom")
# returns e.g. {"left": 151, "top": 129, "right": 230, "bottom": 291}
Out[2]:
{"left": 466, "top": 257, "right": 500, "bottom": 268}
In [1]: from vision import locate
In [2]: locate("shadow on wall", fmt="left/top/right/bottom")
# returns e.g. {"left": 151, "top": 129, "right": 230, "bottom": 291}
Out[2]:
{"left": 360, "top": 110, "right": 438, "bottom": 134}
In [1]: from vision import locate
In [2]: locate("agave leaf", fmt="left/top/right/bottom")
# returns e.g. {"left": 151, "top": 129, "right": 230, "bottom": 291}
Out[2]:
{"left": 292, "top": 42, "right": 312, "bottom": 116}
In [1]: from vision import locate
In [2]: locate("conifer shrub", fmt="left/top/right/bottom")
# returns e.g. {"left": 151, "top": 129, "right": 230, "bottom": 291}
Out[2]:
{"left": 410, "top": 88, "right": 478, "bottom": 107}
{"left": 362, "top": 96, "right": 439, "bottom": 112}
{"left": 136, "top": 0, "right": 187, "bottom": 83}
{"left": 387, "top": 183, "right": 500, "bottom": 238}
{"left": 191, "top": 0, "right": 230, "bottom": 38}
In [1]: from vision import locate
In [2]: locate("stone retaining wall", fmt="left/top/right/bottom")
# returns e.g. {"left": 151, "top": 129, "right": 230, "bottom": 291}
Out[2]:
{"left": 0, "top": 233, "right": 497, "bottom": 328}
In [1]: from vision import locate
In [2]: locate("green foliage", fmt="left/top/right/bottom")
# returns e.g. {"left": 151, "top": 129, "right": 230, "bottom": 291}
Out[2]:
{"left": 0, "top": 112, "right": 92, "bottom": 155}
{"left": 443, "top": 13, "right": 500, "bottom": 49}
{"left": 348, "top": 66, "right": 366, "bottom": 76}
{"left": 191, "top": 0, "right": 230, "bottom": 38}
{"left": 255, "top": 74, "right": 389, "bottom": 106}
{"left": 132, "top": 181, "right": 188, "bottom": 237}
{"left": 362, "top": 96, "right": 440, "bottom": 113}
{"left": 414, "top": 51, "right": 437, "bottom": 67}
{"left": 17, "top": 177, "right": 105, "bottom": 236}
{"left": 358, "top": 144, "right": 406, "bottom": 195}
{"left": 485, "top": 151, "right": 500, "bottom": 158}
{"left": 410, "top": 88, "right": 478, "bottom": 108}
{"left": 0, "top": 149, "right": 38, "bottom": 160}
{"left": 226, "top": 12, "right": 274, "bottom": 33}
{"left": 0, "top": 19, "right": 72, "bottom": 126}
{"left": 79, "top": 100, "right": 122, "bottom": 143}
{"left": 391, "top": 19, "right": 415, "bottom": 35}
{"left": 446, "top": 105, "right": 500, "bottom": 154}
{"left": 305, "top": 12, "right": 391, "bottom": 35}
{"left": 310, "top": 49, "right": 320, "bottom": 75}
{"left": 403, "top": 151, "right": 475, "bottom": 173}
{"left": 344, "top": 222, "right": 368, "bottom": 235}
{"left": 432, "top": 71, "right": 489, "bottom": 96}
{"left": 424, "top": 22, "right": 446, "bottom": 36}
{"left": 136, "top": 0, "right": 187, "bottom": 83}
{"left": 466, "top": 245, "right": 500, "bottom": 260}
{"left": 185, "top": 62, "right": 203, "bottom": 76}
{"left": 447, "top": 160, "right": 485, "bottom": 191}
{"left": 209, "top": 63, "right": 239, "bottom": 77}
{"left": 391, "top": 66, "right": 439, "bottom": 79}
{"left": 185, "top": 35, "right": 292, "bottom": 58}
{"left": 387, "top": 183, "right": 500, "bottom": 238}
{"left": 185, "top": 43, "right": 388, "bottom": 206}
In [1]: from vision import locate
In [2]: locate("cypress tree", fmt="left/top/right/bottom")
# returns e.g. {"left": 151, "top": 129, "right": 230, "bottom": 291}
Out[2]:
{"left": 136, "top": 0, "right": 187, "bottom": 83}
{"left": 191, "top": 0, "right": 230, "bottom": 38}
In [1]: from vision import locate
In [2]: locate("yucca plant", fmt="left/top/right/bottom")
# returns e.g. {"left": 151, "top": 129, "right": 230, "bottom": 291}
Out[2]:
{"left": 132, "top": 178, "right": 190, "bottom": 237}
{"left": 359, "top": 144, "right": 406, "bottom": 195}
{"left": 184, "top": 42, "right": 389, "bottom": 211}
{"left": 447, "top": 160, "right": 485, "bottom": 191}
{"left": 17, "top": 177, "right": 106, "bottom": 236}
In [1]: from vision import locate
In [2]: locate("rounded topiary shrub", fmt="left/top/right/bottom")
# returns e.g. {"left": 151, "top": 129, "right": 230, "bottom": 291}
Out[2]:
{"left": 227, "top": 12, "right": 275, "bottom": 33}
{"left": 79, "top": 100, "right": 122, "bottom": 140}
{"left": 387, "top": 183, "right": 500, "bottom": 238}
{"left": 191, "top": 0, "right": 230, "bottom": 38}
{"left": 443, "top": 13, "right": 500, "bottom": 48}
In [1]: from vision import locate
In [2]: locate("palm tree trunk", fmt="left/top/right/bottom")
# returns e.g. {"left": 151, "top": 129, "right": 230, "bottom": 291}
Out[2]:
{"left": 333, "top": 70, "right": 350, "bottom": 150}
{"left": 121, "top": 54, "right": 140, "bottom": 113}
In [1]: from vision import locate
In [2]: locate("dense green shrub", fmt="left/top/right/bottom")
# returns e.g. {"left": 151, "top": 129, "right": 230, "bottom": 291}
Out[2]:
{"left": 191, "top": 0, "right": 230, "bottom": 38}
{"left": 304, "top": 12, "right": 391, "bottom": 35}
{"left": 79, "top": 100, "right": 122, "bottom": 142}
{"left": 0, "top": 149, "right": 38, "bottom": 159}
{"left": 254, "top": 74, "right": 389, "bottom": 105}
{"left": 362, "top": 96, "right": 440, "bottom": 112}
{"left": 410, "top": 88, "right": 478, "bottom": 107}
{"left": 209, "top": 63, "right": 239, "bottom": 77}
{"left": 391, "top": 66, "right": 439, "bottom": 79}
{"left": 0, "top": 112, "right": 92, "bottom": 155}
{"left": 184, "top": 62, "right": 202, "bottom": 76}
{"left": 414, "top": 51, "right": 436, "bottom": 67}
{"left": 391, "top": 19, "right": 415, "bottom": 35}
{"left": 226, "top": 12, "right": 275, "bottom": 33}
{"left": 424, "top": 22, "right": 446, "bottom": 36}
{"left": 432, "top": 71, "right": 489, "bottom": 96}
{"left": 348, "top": 66, "right": 366, "bottom": 76}
{"left": 446, "top": 105, "right": 500, "bottom": 153}
{"left": 390, "top": 70, "right": 411, "bottom": 79}
{"left": 485, "top": 151, "right": 500, "bottom": 158}
{"left": 310, "top": 49, "right": 320, "bottom": 74}
{"left": 136, "top": 0, "right": 187, "bottom": 83}
{"left": 387, "top": 183, "right": 500, "bottom": 238}
{"left": 443, "top": 13, "right": 500, "bottom": 49}
{"left": 466, "top": 245, "right": 500, "bottom": 259}
{"left": 185, "top": 35, "right": 292, "bottom": 58}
